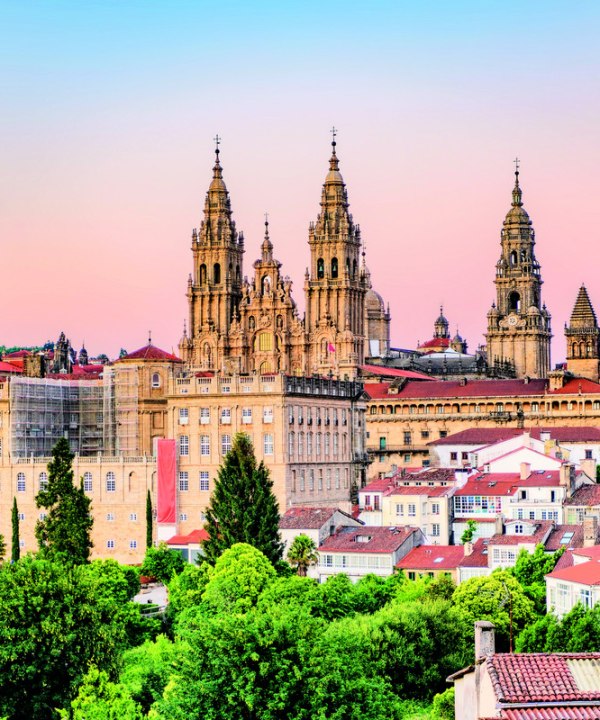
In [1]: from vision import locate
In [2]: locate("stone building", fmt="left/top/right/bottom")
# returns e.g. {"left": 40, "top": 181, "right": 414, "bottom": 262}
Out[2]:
{"left": 565, "top": 284, "right": 600, "bottom": 382}
{"left": 485, "top": 167, "right": 552, "bottom": 378}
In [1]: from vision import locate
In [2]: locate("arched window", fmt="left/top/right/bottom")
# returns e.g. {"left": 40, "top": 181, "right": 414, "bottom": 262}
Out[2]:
{"left": 510, "top": 250, "right": 518, "bottom": 266}
{"left": 317, "top": 258, "right": 325, "bottom": 279}
{"left": 256, "top": 333, "right": 273, "bottom": 352}
{"left": 236, "top": 265, "right": 240, "bottom": 282}
{"left": 213, "top": 263, "right": 221, "bottom": 284}
{"left": 331, "top": 257, "right": 339, "bottom": 278}
{"left": 39, "top": 472, "right": 48, "bottom": 492}
{"left": 17, "top": 473, "right": 25, "bottom": 492}
{"left": 353, "top": 259, "right": 357, "bottom": 278}
{"left": 83, "top": 472, "right": 93, "bottom": 492}
{"left": 276, "top": 315, "right": 283, "bottom": 330}
{"left": 199, "top": 264, "right": 207, "bottom": 285}
{"left": 152, "top": 373, "right": 161, "bottom": 388}
{"left": 509, "top": 291, "right": 521, "bottom": 312}
{"left": 248, "top": 316, "right": 255, "bottom": 330}
{"left": 262, "top": 275, "right": 271, "bottom": 295}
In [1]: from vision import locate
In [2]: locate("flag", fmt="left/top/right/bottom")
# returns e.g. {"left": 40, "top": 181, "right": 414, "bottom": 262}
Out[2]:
{"left": 328, "top": 343, "right": 336, "bottom": 353}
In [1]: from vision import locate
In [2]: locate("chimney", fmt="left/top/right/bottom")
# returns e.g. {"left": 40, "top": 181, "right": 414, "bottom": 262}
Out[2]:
{"left": 475, "top": 621, "right": 495, "bottom": 660}
{"left": 494, "top": 515, "right": 504, "bottom": 536}
{"left": 580, "top": 459, "right": 597, "bottom": 483}
{"left": 520, "top": 462, "right": 531, "bottom": 481}
{"left": 559, "top": 463, "right": 573, "bottom": 489}
{"left": 583, "top": 515, "right": 599, "bottom": 548}
{"left": 464, "top": 541, "right": 473, "bottom": 557}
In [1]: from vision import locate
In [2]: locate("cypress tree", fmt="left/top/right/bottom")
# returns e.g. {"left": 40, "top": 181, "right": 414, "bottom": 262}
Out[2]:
{"left": 0, "top": 533, "right": 5, "bottom": 563}
{"left": 203, "top": 433, "right": 284, "bottom": 565}
{"left": 11, "top": 497, "right": 20, "bottom": 562}
{"left": 35, "top": 437, "right": 93, "bottom": 565}
{"left": 146, "top": 489, "right": 153, "bottom": 549}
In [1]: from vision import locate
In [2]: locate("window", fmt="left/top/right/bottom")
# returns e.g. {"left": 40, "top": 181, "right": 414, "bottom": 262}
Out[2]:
{"left": 200, "top": 472, "right": 210, "bottom": 492}
{"left": 324, "top": 433, "right": 331, "bottom": 457}
{"left": 403, "top": 431, "right": 411, "bottom": 445}
{"left": 307, "top": 432, "right": 313, "bottom": 457}
{"left": 179, "top": 435, "right": 189, "bottom": 456}
{"left": 129, "top": 513, "right": 137, "bottom": 521}
{"left": 333, "top": 433, "right": 339, "bottom": 457}
{"left": 298, "top": 432, "right": 304, "bottom": 457}
{"left": 39, "top": 472, "right": 48, "bottom": 492}
{"left": 179, "top": 408, "right": 189, "bottom": 425}
{"left": 258, "top": 332, "right": 273, "bottom": 352}
{"left": 129, "top": 540, "right": 137, "bottom": 550}
{"left": 404, "top": 454, "right": 411, "bottom": 463}
{"left": 531, "top": 402, "right": 539, "bottom": 412}
{"left": 431, "top": 503, "right": 440, "bottom": 515}
{"left": 107, "top": 540, "right": 115, "bottom": 549}
{"left": 288, "top": 406, "right": 294, "bottom": 424}
{"left": 263, "top": 407, "right": 273, "bottom": 423}
{"left": 323, "top": 554, "right": 333, "bottom": 567}
{"left": 221, "top": 408, "right": 231, "bottom": 424}
{"left": 83, "top": 472, "right": 93, "bottom": 492}
{"left": 408, "top": 504, "right": 416, "bottom": 517}
{"left": 316, "top": 433, "right": 322, "bottom": 457}
{"left": 309, "top": 470, "right": 315, "bottom": 491}
{"left": 299, "top": 470, "right": 306, "bottom": 492}
{"left": 242, "top": 408, "right": 252, "bottom": 424}
{"left": 335, "top": 469, "right": 340, "bottom": 489}
{"left": 179, "top": 471, "right": 189, "bottom": 491}
{"left": 180, "top": 513, "right": 188, "bottom": 521}
{"left": 439, "top": 431, "right": 447, "bottom": 438}
{"left": 581, "top": 588, "right": 592, "bottom": 609}
{"left": 200, "top": 434, "right": 210, "bottom": 456}
{"left": 39, "top": 512, "right": 47, "bottom": 520}
{"left": 421, "top": 431, "right": 429, "bottom": 439}
{"left": 586, "top": 449, "right": 593, "bottom": 459}
{"left": 106, "top": 472, "right": 116, "bottom": 492}
{"left": 17, "top": 473, "right": 25, "bottom": 492}
{"left": 318, "top": 470, "right": 323, "bottom": 491}
{"left": 432, "top": 524, "right": 440, "bottom": 537}
{"left": 288, "top": 431, "right": 295, "bottom": 458}
{"left": 106, "top": 513, "right": 115, "bottom": 521}
{"left": 18, "top": 512, "right": 25, "bottom": 521}
{"left": 317, "top": 258, "right": 325, "bottom": 279}
{"left": 200, "top": 408, "right": 210, "bottom": 424}
{"left": 264, "top": 434, "right": 274, "bottom": 456}
{"left": 379, "top": 437, "right": 386, "bottom": 450}
{"left": 450, "top": 452, "right": 458, "bottom": 461}
{"left": 221, "top": 434, "right": 232, "bottom": 455}
{"left": 152, "top": 373, "right": 161, "bottom": 388}
{"left": 396, "top": 503, "right": 404, "bottom": 517}
{"left": 461, "top": 452, "right": 468, "bottom": 461}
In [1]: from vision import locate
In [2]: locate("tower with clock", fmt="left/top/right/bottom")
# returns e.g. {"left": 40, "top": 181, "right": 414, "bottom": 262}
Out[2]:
{"left": 485, "top": 161, "right": 552, "bottom": 378}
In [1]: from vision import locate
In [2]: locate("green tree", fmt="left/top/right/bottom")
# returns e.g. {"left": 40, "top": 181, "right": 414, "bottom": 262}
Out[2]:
{"left": 202, "top": 543, "right": 276, "bottom": 614}
{"left": 452, "top": 570, "right": 535, "bottom": 651}
{"left": 167, "top": 563, "right": 211, "bottom": 618}
{"left": 287, "top": 534, "right": 319, "bottom": 577}
{"left": 60, "top": 666, "right": 143, "bottom": 720}
{"left": 0, "top": 533, "right": 5, "bottom": 563}
{"left": 0, "top": 557, "right": 127, "bottom": 719}
{"left": 460, "top": 519, "right": 477, "bottom": 544}
{"left": 203, "top": 433, "right": 284, "bottom": 565}
{"left": 141, "top": 542, "right": 186, "bottom": 584}
{"left": 11, "top": 497, "right": 19, "bottom": 562}
{"left": 120, "top": 635, "right": 179, "bottom": 715}
{"left": 146, "top": 490, "right": 153, "bottom": 549}
{"left": 35, "top": 437, "right": 93, "bottom": 564}
{"left": 432, "top": 687, "right": 455, "bottom": 719}
{"left": 510, "top": 544, "right": 564, "bottom": 616}
{"left": 517, "top": 603, "right": 600, "bottom": 653}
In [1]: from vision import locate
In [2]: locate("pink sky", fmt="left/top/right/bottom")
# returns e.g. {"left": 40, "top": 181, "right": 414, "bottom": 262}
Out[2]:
{"left": 3, "top": 2, "right": 600, "bottom": 362}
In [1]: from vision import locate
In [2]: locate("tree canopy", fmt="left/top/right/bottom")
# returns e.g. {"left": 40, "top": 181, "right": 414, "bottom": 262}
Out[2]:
{"left": 35, "top": 437, "right": 93, "bottom": 564}
{"left": 203, "top": 433, "right": 284, "bottom": 565}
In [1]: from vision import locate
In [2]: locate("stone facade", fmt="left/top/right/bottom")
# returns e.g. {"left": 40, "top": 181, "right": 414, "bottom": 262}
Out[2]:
{"left": 565, "top": 284, "right": 600, "bottom": 382}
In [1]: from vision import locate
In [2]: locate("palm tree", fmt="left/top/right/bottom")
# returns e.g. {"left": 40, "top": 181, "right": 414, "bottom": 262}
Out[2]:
{"left": 287, "top": 534, "right": 319, "bottom": 577}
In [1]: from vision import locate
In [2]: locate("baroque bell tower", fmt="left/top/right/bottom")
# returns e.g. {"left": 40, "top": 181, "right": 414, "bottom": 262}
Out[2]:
{"left": 485, "top": 162, "right": 552, "bottom": 378}
{"left": 180, "top": 138, "right": 245, "bottom": 370}
{"left": 304, "top": 131, "right": 369, "bottom": 378}
{"left": 565, "top": 285, "right": 600, "bottom": 382}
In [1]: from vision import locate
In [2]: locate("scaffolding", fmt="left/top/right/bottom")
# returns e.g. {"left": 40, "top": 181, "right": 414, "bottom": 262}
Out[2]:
{"left": 10, "top": 376, "right": 110, "bottom": 458}
{"left": 112, "top": 365, "right": 139, "bottom": 456}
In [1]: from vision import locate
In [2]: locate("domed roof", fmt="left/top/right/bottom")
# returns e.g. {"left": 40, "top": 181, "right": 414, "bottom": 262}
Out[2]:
{"left": 503, "top": 170, "right": 531, "bottom": 227}
{"left": 527, "top": 305, "right": 541, "bottom": 315}
{"left": 365, "top": 288, "right": 385, "bottom": 312}
{"left": 325, "top": 142, "right": 344, "bottom": 185}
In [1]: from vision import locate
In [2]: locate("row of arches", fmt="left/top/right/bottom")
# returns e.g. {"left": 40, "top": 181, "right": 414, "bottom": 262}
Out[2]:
{"left": 198, "top": 262, "right": 241, "bottom": 286}
{"left": 370, "top": 399, "right": 600, "bottom": 416}
{"left": 316, "top": 257, "right": 358, "bottom": 280}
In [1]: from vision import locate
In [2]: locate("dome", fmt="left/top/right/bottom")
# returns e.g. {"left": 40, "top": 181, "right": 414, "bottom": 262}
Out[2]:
{"left": 527, "top": 305, "right": 541, "bottom": 316}
{"left": 365, "top": 289, "right": 385, "bottom": 313}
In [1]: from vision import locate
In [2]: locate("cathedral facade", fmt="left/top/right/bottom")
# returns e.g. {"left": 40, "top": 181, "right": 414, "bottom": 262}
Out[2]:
{"left": 179, "top": 138, "right": 389, "bottom": 379}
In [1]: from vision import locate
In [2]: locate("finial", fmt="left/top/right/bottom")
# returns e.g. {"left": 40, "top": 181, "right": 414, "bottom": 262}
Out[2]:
{"left": 328, "top": 127, "right": 340, "bottom": 171}
{"left": 330, "top": 125, "right": 337, "bottom": 149}
{"left": 148, "top": 330, "right": 152, "bottom": 346}
{"left": 183, "top": 319, "right": 187, "bottom": 337}
{"left": 214, "top": 133, "right": 221, "bottom": 157}
{"left": 264, "top": 211, "right": 269, "bottom": 228}
{"left": 512, "top": 157, "right": 523, "bottom": 206}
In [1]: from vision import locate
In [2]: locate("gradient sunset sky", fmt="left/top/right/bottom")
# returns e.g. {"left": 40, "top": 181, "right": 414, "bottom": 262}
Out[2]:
{"left": 2, "top": 1, "right": 599, "bottom": 361}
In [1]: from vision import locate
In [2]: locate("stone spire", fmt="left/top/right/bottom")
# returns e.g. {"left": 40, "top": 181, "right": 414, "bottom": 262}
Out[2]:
{"left": 434, "top": 306, "right": 449, "bottom": 339}
{"left": 569, "top": 284, "right": 597, "bottom": 328}
{"left": 261, "top": 215, "right": 273, "bottom": 262}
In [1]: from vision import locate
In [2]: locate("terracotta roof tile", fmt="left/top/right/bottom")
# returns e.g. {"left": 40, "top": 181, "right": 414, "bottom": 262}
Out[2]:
{"left": 364, "top": 378, "right": 548, "bottom": 401}
{"left": 360, "top": 364, "right": 434, "bottom": 381}
{"left": 488, "top": 654, "right": 600, "bottom": 704}
{"left": 565, "top": 485, "right": 600, "bottom": 507}
{"left": 118, "top": 344, "right": 182, "bottom": 362}
{"left": 546, "top": 562, "right": 600, "bottom": 586}
{"left": 430, "top": 427, "right": 600, "bottom": 446}
{"left": 280, "top": 507, "right": 357, "bottom": 530}
{"left": 319, "top": 525, "right": 419, "bottom": 554}
{"left": 459, "top": 538, "right": 490, "bottom": 567}
{"left": 545, "top": 525, "right": 584, "bottom": 551}
{"left": 501, "top": 709, "right": 600, "bottom": 719}
{"left": 167, "top": 529, "right": 209, "bottom": 545}
{"left": 396, "top": 545, "right": 464, "bottom": 570}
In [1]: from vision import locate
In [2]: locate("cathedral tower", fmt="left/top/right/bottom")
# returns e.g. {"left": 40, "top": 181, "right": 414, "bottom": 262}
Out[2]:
{"left": 180, "top": 141, "right": 245, "bottom": 370}
{"left": 485, "top": 164, "right": 552, "bottom": 378}
{"left": 565, "top": 284, "right": 600, "bottom": 382}
{"left": 304, "top": 134, "right": 369, "bottom": 378}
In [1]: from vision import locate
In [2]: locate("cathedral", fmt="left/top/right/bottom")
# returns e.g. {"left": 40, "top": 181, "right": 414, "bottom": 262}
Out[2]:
{"left": 178, "top": 136, "right": 390, "bottom": 379}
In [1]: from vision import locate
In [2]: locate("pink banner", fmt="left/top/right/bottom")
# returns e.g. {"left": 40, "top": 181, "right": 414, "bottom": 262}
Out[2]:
{"left": 157, "top": 439, "right": 177, "bottom": 523}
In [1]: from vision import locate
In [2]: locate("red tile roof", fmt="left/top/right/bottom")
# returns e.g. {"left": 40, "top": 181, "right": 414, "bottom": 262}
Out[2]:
{"left": 565, "top": 485, "right": 600, "bottom": 507}
{"left": 501, "top": 708, "right": 600, "bottom": 719}
{"left": 364, "top": 378, "right": 548, "bottom": 401}
{"left": 319, "top": 525, "right": 419, "bottom": 554}
{"left": 396, "top": 545, "right": 464, "bottom": 570}
{"left": 546, "top": 561, "right": 600, "bottom": 586}
{"left": 360, "top": 364, "right": 434, "bottom": 381}
{"left": 0, "top": 361, "right": 22, "bottom": 374}
{"left": 4, "top": 350, "right": 31, "bottom": 358}
{"left": 459, "top": 538, "right": 490, "bottom": 568}
{"left": 455, "top": 475, "right": 519, "bottom": 497}
{"left": 430, "top": 427, "right": 600, "bottom": 446}
{"left": 550, "top": 378, "right": 600, "bottom": 395}
{"left": 545, "top": 525, "right": 584, "bottom": 551}
{"left": 418, "top": 337, "right": 451, "bottom": 349}
{"left": 573, "top": 547, "right": 600, "bottom": 562}
{"left": 488, "top": 521, "right": 553, "bottom": 547}
{"left": 488, "top": 653, "right": 600, "bottom": 704}
{"left": 118, "top": 344, "right": 183, "bottom": 362}
{"left": 279, "top": 507, "right": 358, "bottom": 530}
{"left": 167, "top": 529, "right": 209, "bottom": 545}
